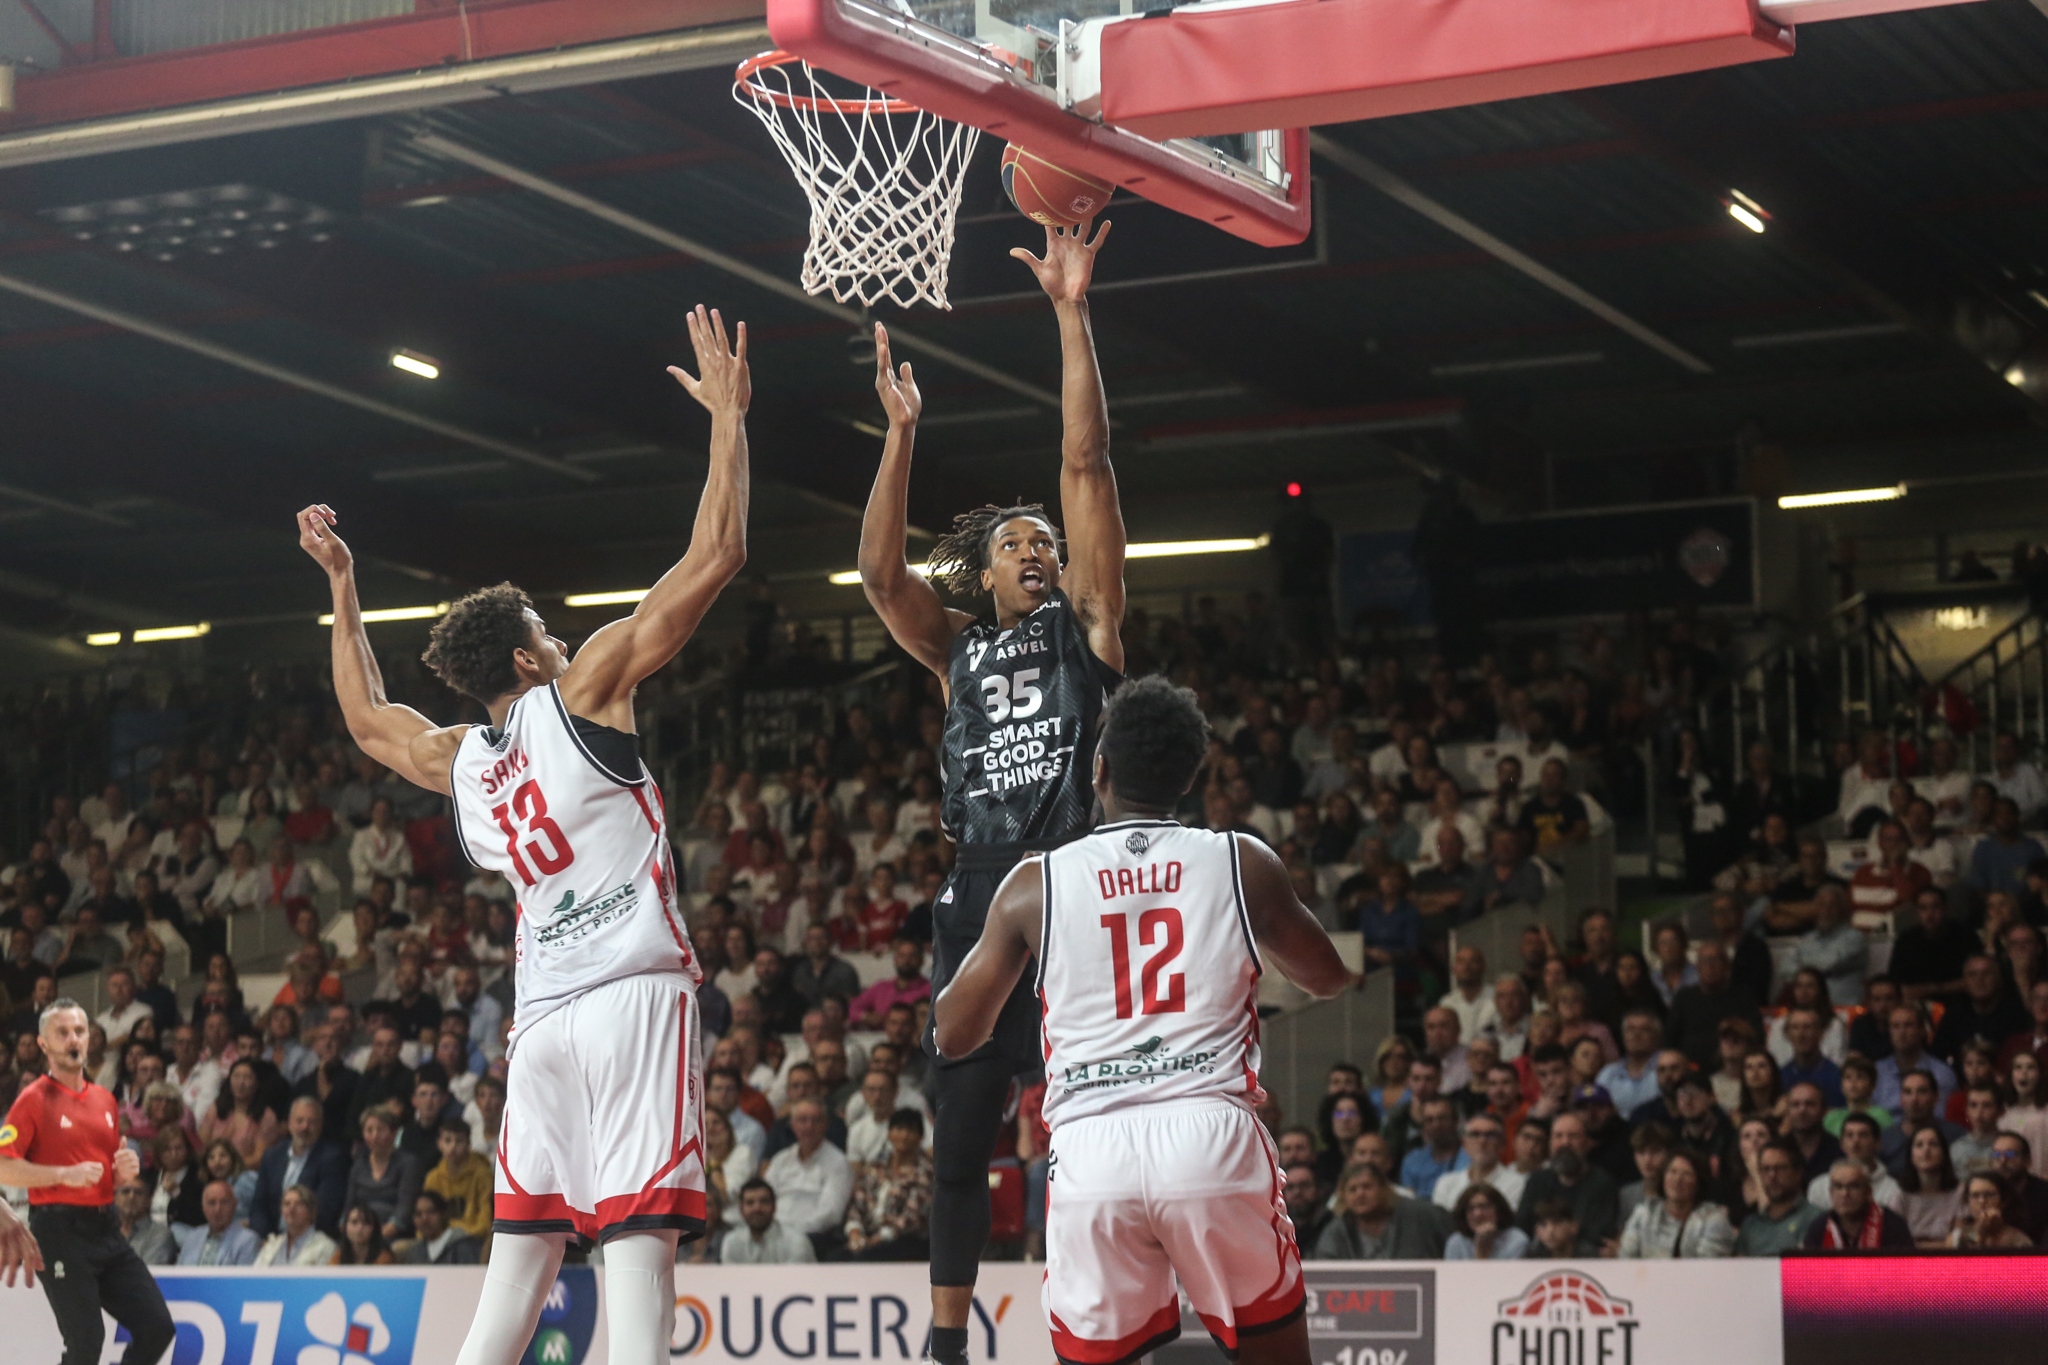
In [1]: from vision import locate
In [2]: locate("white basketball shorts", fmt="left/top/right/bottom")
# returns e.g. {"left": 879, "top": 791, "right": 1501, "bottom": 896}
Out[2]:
{"left": 1042, "top": 1098, "right": 1305, "bottom": 1365}
{"left": 494, "top": 971, "right": 706, "bottom": 1245}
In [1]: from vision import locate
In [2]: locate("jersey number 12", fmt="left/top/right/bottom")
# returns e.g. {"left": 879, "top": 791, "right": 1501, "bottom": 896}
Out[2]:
{"left": 1100, "top": 908, "right": 1187, "bottom": 1020}
{"left": 491, "top": 779, "right": 576, "bottom": 886}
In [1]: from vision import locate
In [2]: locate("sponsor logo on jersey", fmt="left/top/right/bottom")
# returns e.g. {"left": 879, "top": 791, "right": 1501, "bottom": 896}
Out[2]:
{"left": 0, "top": 1123, "right": 16, "bottom": 1148}
{"left": 1491, "top": 1271, "right": 1638, "bottom": 1365}
{"left": 533, "top": 881, "right": 639, "bottom": 947}
{"left": 1124, "top": 831, "right": 1150, "bottom": 855}
{"left": 1059, "top": 1035, "right": 1218, "bottom": 1089}
{"left": 59, "top": 1114, "right": 73, "bottom": 1128}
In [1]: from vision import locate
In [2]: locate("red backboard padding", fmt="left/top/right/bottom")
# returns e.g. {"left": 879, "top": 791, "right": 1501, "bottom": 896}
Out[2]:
{"left": 1098, "top": 0, "right": 1796, "bottom": 139}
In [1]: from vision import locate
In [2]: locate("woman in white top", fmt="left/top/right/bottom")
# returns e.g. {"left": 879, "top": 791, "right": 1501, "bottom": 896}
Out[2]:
{"left": 1895, "top": 1125, "right": 1965, "bottom": 1247}
{"left": 202, "top": 838, "right": 262, "bottom": 917}
{"left": 703, "top": 1107, "right": 758, "bottom": 1227}
{"left": 2000, "top": 1052, "right": 2048, "bottom": 1178}
{"left": 714, "top": 922, "right": 759, "bottom": 1000}
{"left": 1617, "top": 1150, "right": 1737, "bottom": 1259}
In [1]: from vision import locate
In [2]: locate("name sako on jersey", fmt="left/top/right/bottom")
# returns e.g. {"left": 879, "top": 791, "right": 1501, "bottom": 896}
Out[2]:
{"left": 1036, "top": 820, "right": 1263, "bottom": 1128}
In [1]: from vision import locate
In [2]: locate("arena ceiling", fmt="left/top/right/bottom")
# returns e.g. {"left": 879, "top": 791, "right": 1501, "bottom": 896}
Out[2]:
{"left": 2, "top": 0, "right": 2048, "bottom": 659}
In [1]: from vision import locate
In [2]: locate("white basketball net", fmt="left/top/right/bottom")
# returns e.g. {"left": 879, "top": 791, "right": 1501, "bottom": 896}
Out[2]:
{"left": 735, "top": 53, "right": 980, "bottom": 311}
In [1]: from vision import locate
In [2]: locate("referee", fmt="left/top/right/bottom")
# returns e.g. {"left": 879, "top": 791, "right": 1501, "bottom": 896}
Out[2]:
{"left": 0, "top": 998, "right": 174, "bottom": 1365}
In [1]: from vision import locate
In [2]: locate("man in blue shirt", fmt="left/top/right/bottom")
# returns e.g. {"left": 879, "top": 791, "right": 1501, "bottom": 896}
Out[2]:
{"left": 1968, "top": 797, "right": 2045, "bottom": 902}
{"left": 1789, "top": 886, "right": 1868, "bottom": 1006}
{"left": 1397, "top": 1096, "right": 1469, "bottom": 1198}
{"left": 1779, "top": 1006, "right": 1845, "bottom": 1108}
{"left": 1595, "top": 1009, "right": 1665, "bottom": 1119}
{"left": 1873, "top": 1004, "right": 1957, "bottom": 1115}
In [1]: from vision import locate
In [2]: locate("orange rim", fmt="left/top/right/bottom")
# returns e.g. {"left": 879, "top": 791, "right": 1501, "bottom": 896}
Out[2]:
{"left": 735, "top": 51, "right": 920, "bottom": 115}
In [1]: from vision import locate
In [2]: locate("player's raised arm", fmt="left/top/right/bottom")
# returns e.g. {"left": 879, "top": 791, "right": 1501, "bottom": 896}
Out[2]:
{"left": 559, "top": 305, "right": 751, "bottom": 729}
{"left": 857, "top": 323, "right": 973, "bottom": 680}
{"left": 1235, "top": 834, "right": 1352, "bottom": 999}
{"left": 299, "top": 506, "right": 461, "bottom": 794}
{"left": 1012, "top": 220, "right": 1125, "bottom": 670}
{"left": 932, "top": 856, "right": 1044, "bottom": 1059}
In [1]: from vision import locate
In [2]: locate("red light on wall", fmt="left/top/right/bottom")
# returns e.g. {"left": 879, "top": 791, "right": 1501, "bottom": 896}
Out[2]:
{"left": 1285, "top": 481, "right": 1303, "bottom": 497}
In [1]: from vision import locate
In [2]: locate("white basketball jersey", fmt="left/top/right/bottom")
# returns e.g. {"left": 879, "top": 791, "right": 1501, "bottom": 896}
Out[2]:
{"left": 449, "top": 682, "right": 698, "bottom": 1057}
{"left": 1036, "top": 819, "right": 1262, "bottom": 1129}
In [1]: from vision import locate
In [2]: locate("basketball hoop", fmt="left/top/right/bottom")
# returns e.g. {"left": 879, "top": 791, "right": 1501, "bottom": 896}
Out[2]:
{"left": 735, "top": 51, "right": 981, "bottom": 311}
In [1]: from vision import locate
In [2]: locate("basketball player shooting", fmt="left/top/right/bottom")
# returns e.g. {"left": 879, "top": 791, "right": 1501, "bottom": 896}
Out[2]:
{"left": 935, "top": 677, "right": 1349, "bottom": 1365}
{"left": 857, "top": 218, "right": 1123, "bottom": 1365}
{"left": 296, "top": 304, "right": 750, "bottom": 1365}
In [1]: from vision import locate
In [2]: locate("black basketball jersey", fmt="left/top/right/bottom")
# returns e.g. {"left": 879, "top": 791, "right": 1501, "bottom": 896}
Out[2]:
{"left": 941, "top": 589, "right": 1121, "bottom": 846}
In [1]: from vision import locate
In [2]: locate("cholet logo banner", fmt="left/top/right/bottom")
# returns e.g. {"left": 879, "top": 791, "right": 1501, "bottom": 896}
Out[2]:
{"left": 1448, "top": 1261, "right": 1782, "bottom": 1365}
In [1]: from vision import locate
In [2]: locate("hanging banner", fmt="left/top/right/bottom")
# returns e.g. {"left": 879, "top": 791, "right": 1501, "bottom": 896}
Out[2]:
{"left": 1340, "top": 497, "right": 1759, "bottom": 628}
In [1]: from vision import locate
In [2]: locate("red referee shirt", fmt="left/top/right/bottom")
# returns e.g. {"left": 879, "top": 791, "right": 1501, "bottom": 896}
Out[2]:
{"left": 0, "top": 1071, "right": 121, "bottom": 1205}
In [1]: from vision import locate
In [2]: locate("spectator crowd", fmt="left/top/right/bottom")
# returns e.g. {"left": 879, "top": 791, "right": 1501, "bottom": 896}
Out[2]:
{"left": 4, "top": 598, "right": 2048, "bottom": 1265}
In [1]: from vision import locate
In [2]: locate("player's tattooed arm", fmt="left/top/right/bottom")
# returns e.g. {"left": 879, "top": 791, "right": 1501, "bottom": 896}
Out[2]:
{"left": 1236, "top": 834, "right": 1351, "bottom": 999}
{"left": 858, "top": 322, "right": 973, "bottom": 682}
{"left": 298, "top": 505, "right": 463, "bottom": 795}
{"left": 933, "top": 856, "right": 1045, "bottom": 1058}
{"left": 1015, "top": 221, "right": 1125, "bottom": 672}
{"left": 561, "top": 305, "right": 751, "bottom": 730}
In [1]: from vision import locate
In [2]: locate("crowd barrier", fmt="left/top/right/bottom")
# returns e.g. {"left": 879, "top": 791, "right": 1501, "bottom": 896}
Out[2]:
{"left": 7, "top": 1257, "right": 2047, "bottom": 1365}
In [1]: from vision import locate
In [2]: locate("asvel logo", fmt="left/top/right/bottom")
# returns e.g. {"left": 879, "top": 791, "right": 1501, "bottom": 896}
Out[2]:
{"left": 1490, "top": 1271, "right": 1640, "bottom": 1365}
{"left": 136, "top": 1274, "right": 425, "bottom": 1365}
{"left": 526, "top": 1267, "right": 598, "bottom": 1365}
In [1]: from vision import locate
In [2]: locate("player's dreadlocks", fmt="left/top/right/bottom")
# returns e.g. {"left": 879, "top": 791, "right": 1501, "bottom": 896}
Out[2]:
{"left": 422, "top": 582, "right": 536, "bottom": 704}
{"left": 924, "top": 502, "right": 1064, "bottom": 597}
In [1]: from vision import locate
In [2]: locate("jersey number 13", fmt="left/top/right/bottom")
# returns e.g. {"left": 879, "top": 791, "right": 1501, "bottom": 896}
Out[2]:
{"left": 491, "top": 778, "right": 576, "bottom": 886}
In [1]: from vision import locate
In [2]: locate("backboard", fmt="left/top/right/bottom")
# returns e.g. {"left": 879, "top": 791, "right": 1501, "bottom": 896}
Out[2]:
{"left": 763, "top": 0, "right": 1314, "bottom": 247}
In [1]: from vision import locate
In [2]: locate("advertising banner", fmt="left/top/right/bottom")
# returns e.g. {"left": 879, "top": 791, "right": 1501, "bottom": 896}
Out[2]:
{"left": 6, "top": 1255, "right": 1955, "bottom": 1365}
{"left": 1337, "top": 498, "right": 1759, "bottom": 629}
{"left": 1780, "top": 1256, "right": 2048, "bottom": 1365}
{"left": 0, "top": 1262, "right": 1051, "bottom": 1365}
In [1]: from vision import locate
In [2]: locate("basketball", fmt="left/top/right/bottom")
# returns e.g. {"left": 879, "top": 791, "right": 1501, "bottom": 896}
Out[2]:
{"left": 1000, "top": 144, "right": 1114, "bottom": 227}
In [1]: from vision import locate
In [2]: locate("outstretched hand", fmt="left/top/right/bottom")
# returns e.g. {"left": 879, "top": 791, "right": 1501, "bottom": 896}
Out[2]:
{"left": 296, "top": 504, "right": 352, "bottom": 579}
{"left": 0, "top": 1202, "right": 41, "bottom": 1288}
{"left": 873, "top": 323, "right": 922, "bottom": 428}
{"left": 667, "top": 304, "right": 750, "bottom": 415}
{"left": 1010, "top": 219, "right": 1111, "bottom": 304}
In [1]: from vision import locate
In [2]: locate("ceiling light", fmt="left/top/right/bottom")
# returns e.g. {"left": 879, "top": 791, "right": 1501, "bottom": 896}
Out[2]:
{"left": 390, "top": 349, "right": 440, "bottom": 380}
{"left": 1776, "top": 484, "right": 1906, "bottom": 509}
{"left": 564, "top": 589, "right": 651, "bottom": 607}
{"left": 824, "top": 536, "right": 1272, "bottom": 584}
{"left": 1126, "top": 535, "right": 1271, "bottom": 559}
{"left": 1725, "top": 189, "right": 1770, "bottom": 234}
{"left": 317, "top": 602, "right": 449, "bottom": 625}
{"left": 402, "top": 195, "right": 453, "bottom": 209}
{"left": 828, "top": 565, "right": 931, "bottom": 587}
{"left": 85, "top": 631, "right": 122, "bottom": 646}
{"left": 131, "top": 622, "right": 210, "bottom": 641}
{"left": 2005, "top": 364, "right": 2029, "bottom": 388}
